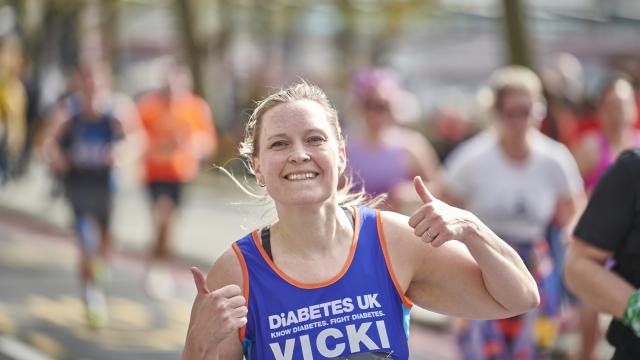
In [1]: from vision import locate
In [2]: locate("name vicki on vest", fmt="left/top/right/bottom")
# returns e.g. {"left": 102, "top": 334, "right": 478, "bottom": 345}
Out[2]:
{"left": 266, "top": 293, "right": 393, "bottom": 358}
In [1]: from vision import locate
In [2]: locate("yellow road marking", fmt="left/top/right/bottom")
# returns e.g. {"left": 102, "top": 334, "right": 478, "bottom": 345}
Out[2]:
{"left": 27, "top": 331, "right": 66, "bottom": 359}
{"left": 27, "top": 294, "right": 187, "bottom": 352}
{"left": 0, "top": 303, "right": 17, "bottom": 335}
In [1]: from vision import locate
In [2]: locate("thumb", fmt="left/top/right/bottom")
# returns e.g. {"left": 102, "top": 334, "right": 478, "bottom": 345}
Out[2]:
{"left": 190, "top": 267, "right": 210, "bottom": 295}
{"left": 414, "top": 176, "right": 435, "bottom": 204}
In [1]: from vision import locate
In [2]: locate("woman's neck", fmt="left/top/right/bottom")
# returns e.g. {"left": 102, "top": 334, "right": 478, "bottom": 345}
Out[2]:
{"left": 602, "top": 123, "right": 629, "bottom": 150}
{"left": 499, "top": 131, "right": 530, "bottom": 162}
{"left": 81, "top": 91, "right": 108, "bottom": 119}
{"left": 271, "top": 203, "right": 352, "bottom": 257}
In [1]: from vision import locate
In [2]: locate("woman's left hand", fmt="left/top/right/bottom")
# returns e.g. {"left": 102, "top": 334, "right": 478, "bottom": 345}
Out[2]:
{"left": 408, "top": 176, "right": 478, "bottom": 247}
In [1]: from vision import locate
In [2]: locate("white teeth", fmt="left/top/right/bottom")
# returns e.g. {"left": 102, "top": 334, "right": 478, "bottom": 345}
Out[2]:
{"left": 286, "top": 172, "right": 317, "bottom": 181}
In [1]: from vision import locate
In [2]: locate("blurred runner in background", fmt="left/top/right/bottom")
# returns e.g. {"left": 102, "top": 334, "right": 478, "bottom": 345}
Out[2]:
{"left": 444, "top": 66, "right": 585, "bottom": 359}
{"left": 345, "top": 68, "right": 441, "bottom": 212}
{"left": 137, "top": 59, "right": 217, "bottom": 299}
{"left": 39, "top": 61, "right": 140, "bottom": 327}
{"left": 573, "top": 76, "right": 640, "bottom": 195}
{"left": 0, "top": 34, "right": 27, "bottom": 184}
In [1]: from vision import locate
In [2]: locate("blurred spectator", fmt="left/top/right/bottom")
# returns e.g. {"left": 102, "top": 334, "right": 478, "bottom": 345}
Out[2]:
{"left": 444, "top": 66, "right": 585, "bottom": 359}
{"left": 573, "top": 76, "right": 640, "bottom": 195}
{"left": 540, "top": 53, "right": 585, "bottom": 147}
{"left": 431, "top": 106, "right": 476, "bottom": 162}
{"left": 0, "top": 34, "right": 26, "bottom": 183}
{"left": 39, "top": 61, "right": 141, "bottom": 328}
{"left": 137, "top": 59, "right": 217, "bottom": 299}
{"left": 13, "top": 57, "right": 44, "bottom": 177}
{"left": 565, "top": 148, "right": 640, "bottom": 360}
{"left": 344, "top": 68, "right": 441, "bottom": 212}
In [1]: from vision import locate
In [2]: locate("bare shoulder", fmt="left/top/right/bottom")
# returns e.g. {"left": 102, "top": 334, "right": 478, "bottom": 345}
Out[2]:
{"left": 43, "top": 103, "right": 72, "bottom": 135}
{"left": 377, "top": 209, "right": 474, "bottom": 292}
{"left": 378, "top": 210, "right": 416, "bottom": 248}
{"left": 206, "top": 247, "right": 245, "bottom": 293}
{"left": 376, "top": 211, "right": 425, "bottom": 290}
{"left": 111, "top": 92, "right": 140, "bottom": 124}
{"left": 378, "top": 210, "right": 468, "bottom": 267}
{"left": 378, "top": 210, "right": 491, "bottom": 314}
{"left": 388, "top": 127, "right": 429, "bottom": 149}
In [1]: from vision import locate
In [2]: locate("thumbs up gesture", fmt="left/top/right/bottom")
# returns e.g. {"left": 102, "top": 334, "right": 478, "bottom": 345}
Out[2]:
{"left": 185, "top": 267, "right": 248, "bottom": 354}
{"left": 408, "top": 176, "right": 477, "bottom": 247}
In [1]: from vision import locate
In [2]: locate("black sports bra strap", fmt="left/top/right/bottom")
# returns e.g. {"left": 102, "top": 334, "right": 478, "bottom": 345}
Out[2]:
{"left": 261, "top": 226, "right": 273, "bottom": 261}
{"left": 261, "top": 206, "right": 356, "bottom": 261}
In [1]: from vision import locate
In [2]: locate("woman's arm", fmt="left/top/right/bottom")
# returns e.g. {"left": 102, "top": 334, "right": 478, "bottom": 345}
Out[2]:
{"left": 38, "top": 103, "right": 70, "bottom": 174}
{"left": 182, "top": 249, "right": 245, "bottom": 360}
{"left": 564, "top": 238, "right": 633, "bottom": 320}
{"left": 383, "top": 177, "right": 539, "bottom": 319}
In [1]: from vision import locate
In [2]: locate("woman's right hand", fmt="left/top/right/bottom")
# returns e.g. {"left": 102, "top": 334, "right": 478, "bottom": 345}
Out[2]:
{"left": 183, "top": 267, "right": 247, "bottom": 359}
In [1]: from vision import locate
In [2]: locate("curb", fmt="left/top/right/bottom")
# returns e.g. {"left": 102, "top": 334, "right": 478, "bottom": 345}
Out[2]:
{"left": 0, "top": 335, "right": 54, "bottom": 360}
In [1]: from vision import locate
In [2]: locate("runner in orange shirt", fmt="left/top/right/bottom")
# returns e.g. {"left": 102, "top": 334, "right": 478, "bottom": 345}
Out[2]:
{"left": 137, "top": 60, "right": 217, "bottom": 298}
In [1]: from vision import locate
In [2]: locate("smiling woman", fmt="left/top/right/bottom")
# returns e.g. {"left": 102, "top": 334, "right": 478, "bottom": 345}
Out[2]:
{"left": 236, "top": 82, "right": 380, "bottom": 208}
{"left": 252, "top": 99, "right": 344, "bottom": 206}
{"left": 182, "top": 82, "right": 540, "bottom": 360}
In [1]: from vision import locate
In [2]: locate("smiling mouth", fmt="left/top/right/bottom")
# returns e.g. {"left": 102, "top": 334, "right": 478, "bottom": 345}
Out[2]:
{"left": 284, "top": 172, "right": 319, "bottom": 181}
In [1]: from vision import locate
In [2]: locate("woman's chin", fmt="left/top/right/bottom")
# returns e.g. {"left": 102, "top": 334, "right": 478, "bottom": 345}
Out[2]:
{"left": 274, "top": 193, "right": 333, "bottom": 207}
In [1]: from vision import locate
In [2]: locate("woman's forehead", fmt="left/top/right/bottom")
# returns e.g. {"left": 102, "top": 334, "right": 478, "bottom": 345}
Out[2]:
{"left": 502, "top": 90, "right": 533, "bottom": 104}
{"left": 261, "top": 100, "right": 330, "bottom": 133}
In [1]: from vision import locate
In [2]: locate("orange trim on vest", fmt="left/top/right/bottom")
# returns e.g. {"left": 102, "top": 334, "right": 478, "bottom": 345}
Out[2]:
{"left": 232, "top": 243, "right": 250, "bottom": 344}
{"left": 376, "top": 209, "right": 414, "bottom": 308}
{"left": 251, "top": 206, "right": 361, "bottom": 289}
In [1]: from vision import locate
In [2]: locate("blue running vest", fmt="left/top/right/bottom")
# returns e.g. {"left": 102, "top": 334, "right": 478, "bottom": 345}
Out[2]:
{"left": 232, "top": 206, "right": 413, "bottom": 360}
{"left": 60, "top": 94, "right": 121, "bottom": 174}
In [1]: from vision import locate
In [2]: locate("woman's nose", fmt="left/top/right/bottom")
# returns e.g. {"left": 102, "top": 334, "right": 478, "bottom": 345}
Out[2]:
{"left": 288, "top": 146, "right": 311, "bottom": 163}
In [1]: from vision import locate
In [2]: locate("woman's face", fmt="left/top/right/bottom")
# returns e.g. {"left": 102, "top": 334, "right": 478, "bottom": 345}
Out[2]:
{"left": 600, "top": 82, "right": 638, "bottom": 130}
{"left": 362, "top": 90, "right": 394, "bottom": 132}
{"left": 253, "top": 100, "right": 346, "bottom": 207}
{"left": 496, "top": 90, "right": 537, "bottom": 140}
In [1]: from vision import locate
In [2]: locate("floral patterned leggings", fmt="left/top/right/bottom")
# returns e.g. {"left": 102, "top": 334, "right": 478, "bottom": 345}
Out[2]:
{"left": 456, "top": 239, "right": 562, "bottom": 360}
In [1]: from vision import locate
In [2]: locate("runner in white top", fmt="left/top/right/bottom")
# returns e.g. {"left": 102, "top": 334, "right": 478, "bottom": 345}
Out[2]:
{"left": 446, "top": 127, "right": 582, "bottom": 243}
{"left": 443, "top": 65, "right": 585, "bottom": 359}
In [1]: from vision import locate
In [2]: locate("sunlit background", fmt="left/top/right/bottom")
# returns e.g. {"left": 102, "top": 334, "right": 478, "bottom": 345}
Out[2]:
{"left": 1, "top": 1, "right": 639, "bottom": 359}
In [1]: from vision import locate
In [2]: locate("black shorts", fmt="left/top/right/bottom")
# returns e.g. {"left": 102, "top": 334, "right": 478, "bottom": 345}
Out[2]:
{"left": 148, "top": 181, "right": 183, "bottom": 205}
{"left": 64, "top": 176, "right": 113, "bottom": 228}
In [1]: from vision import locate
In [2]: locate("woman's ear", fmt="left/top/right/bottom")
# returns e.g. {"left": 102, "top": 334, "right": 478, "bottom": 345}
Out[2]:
{"left": 252, "top": 157, "right": 264, "bottom": 186}
{"left": 338, "top": 146, "right": 347, "bottom": 174}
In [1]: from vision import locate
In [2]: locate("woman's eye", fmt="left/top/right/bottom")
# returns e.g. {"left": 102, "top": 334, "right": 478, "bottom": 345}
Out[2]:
{"left": 270, "top": 140, "right": 287, "bottom": 149}
{"left": 307, "top": 136, "right": 326, "bottom": 145}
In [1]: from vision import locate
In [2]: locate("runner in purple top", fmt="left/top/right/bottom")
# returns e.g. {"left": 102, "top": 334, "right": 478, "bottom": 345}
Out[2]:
{"left": 345, "top": 68, "right": 441, "bottom": 212}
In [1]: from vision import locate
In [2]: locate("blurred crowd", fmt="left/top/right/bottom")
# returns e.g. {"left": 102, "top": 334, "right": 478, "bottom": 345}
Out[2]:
{"left": 1, "top": 6, "right": 640, "bottom": 358}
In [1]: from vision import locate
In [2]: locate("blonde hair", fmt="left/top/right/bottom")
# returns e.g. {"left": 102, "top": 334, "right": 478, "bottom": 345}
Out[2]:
{"left": 236, "top": 81, "right": 384, "bottom": 208}
{"left": 490, "top": 65, "right": 543, "bottom": 110}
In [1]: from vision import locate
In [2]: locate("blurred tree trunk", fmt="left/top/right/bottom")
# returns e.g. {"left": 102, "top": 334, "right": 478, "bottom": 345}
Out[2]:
{"left": 502, "top": 0, "right": 533, "bottom": 69}
{"left": 336, "top": 2, "right": 371, "bottom": 75}
{"left": 175, "top": 0, "right": 204, "bottom": 97}
{"left": 8, "top": 0, "right": 45, "bottom": 68}
{"left": 100, "top": 0, "right": 120, "bottom": 72}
